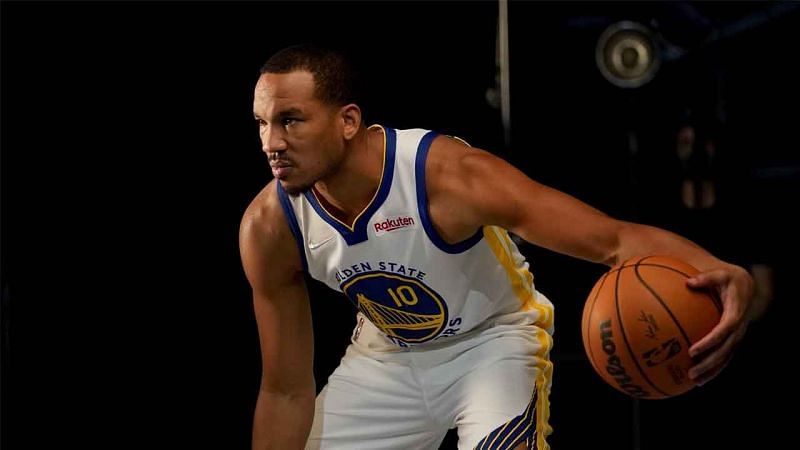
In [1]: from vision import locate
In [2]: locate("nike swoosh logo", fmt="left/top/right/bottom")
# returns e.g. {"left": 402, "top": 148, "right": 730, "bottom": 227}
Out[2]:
{"left": 308, "top": 235, "right": 335, "bottom": 250}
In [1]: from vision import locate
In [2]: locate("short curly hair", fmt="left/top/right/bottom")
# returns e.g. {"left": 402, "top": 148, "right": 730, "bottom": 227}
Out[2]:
{"left": 261, "top": 44, "right": 364, "bottom": 109}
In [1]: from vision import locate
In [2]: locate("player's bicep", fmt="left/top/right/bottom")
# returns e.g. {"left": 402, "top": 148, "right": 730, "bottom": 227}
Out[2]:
{"left": 459, "top": 150, "right": 622, "bottom": 264}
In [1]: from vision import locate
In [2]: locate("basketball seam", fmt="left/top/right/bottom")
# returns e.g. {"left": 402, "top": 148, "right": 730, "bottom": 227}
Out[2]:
{"left": 635, "top": 258, "right": 723, "bottom": 314}
{"left": 609, "top": 263, "right": 689, "bottom": 277}
{"left": 585, "top": 270, "right": 611, "bottom": 380}
{"left": 614, "top": 260, "right": 722, "bottom": 314}
{"left": 633, "top": 262, "right": 693, "bottom": 351}
{"left": 615, "top": 264, "right": 670, "bottom": 398}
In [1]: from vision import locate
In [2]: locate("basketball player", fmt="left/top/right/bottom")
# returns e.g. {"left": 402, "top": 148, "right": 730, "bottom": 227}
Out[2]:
{"left": 239, "top": 44, "right": 755, "bottom": 450}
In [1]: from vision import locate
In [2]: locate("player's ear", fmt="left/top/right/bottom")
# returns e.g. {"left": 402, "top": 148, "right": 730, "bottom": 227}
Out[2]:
{"left": 340, "top": 103, "right": 362, "bottom": 140}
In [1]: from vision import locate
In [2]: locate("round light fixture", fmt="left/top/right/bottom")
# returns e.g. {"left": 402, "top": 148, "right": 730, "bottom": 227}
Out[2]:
{"left": 596, "top": 21, "right": 661, "bottom": 88}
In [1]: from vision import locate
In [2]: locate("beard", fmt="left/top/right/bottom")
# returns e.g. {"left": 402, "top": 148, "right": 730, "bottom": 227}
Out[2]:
{"left": 280, "top": 179, "right": 313, "bottom": 196}
{"left": 282, "top": 154, "right": 344, "bottom": 196}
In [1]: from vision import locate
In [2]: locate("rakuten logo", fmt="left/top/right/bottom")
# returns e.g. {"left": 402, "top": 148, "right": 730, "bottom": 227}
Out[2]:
{"left": 374, "top": 216, "right": 416, "bottom": 235}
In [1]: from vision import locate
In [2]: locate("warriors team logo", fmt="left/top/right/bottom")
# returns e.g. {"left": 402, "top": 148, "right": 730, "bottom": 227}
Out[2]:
{"left": 341, "top": 272, "right": 448, "bottom": 344}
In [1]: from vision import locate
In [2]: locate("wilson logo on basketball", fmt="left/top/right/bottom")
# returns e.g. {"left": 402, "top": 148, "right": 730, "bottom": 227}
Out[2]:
{"left": 373, "top": 216, "right": 416, "bottom": 235}
{"left": 600, "top": 319, "right": 651, "bottom": 398}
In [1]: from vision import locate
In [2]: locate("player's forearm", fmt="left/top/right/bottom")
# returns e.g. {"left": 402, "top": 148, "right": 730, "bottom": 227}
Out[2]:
{"left": 252, "top": 387, "right": 316, "bottom": 449}
{"left": 612, "top": 222, "right": 727, "bottom": 271}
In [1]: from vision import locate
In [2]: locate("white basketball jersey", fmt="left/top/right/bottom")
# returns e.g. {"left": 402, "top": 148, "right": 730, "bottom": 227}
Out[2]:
{"left": 278, "top": 125, "right": 554, "bottom": 349}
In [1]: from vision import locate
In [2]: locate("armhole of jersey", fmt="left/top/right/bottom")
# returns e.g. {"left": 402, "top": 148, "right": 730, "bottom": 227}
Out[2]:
{"left": 414, "top": 131, "right": 483, "bottom": 254}
{"left": 276, "top": 183, "right": 309, "bottom": 272}
{"left": 448, "top": 134, "right": 471, "bottom": 147}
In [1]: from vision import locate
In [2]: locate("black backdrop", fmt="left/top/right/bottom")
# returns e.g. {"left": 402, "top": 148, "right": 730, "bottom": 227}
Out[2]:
{"left": 3, "top": 1, "right": 798, "bottom": 449}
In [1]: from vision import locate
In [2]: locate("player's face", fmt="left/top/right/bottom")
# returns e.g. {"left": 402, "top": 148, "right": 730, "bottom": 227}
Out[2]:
{"left": 253, "top": 70, "right": 347, "bottom": 194}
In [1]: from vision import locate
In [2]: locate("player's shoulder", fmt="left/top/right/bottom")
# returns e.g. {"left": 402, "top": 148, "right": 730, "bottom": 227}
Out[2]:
{"left": 426, "top": 133, "right": 494, "bottom": 179}
{"left": 240, "top": 181, "right": 304, "bottom": 282}
{"left": 239, "top": 180, "right": 293, "bottom": 251}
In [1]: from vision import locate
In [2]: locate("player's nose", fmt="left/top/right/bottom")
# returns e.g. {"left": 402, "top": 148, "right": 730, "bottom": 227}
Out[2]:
{"left": 261, "top": 126, "right": 288, "bottom": 153}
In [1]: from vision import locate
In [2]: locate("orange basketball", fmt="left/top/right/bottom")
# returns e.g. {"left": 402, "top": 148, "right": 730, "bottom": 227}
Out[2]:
{"left": 581, "top": 255, "right": 722, "bottom": 399}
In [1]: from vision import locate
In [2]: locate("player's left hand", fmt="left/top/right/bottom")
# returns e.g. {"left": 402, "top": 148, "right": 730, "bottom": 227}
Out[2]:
{"left": 685, "top": 264, "right": 755, "bottom": 386}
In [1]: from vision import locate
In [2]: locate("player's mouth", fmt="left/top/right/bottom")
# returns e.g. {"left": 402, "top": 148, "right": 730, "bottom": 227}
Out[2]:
{"left": 270, "top": 161, "right": 294, "bottom": 179}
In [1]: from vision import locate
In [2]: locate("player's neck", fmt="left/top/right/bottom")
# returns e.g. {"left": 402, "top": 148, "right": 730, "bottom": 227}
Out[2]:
{"left": 313, "top": 126, "right": 383, "bottom": 223}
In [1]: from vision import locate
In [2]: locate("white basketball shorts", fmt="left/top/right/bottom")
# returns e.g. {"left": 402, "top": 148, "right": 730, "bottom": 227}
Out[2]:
{"left": 305, "top": 301, "right": 554, "bottom": 450}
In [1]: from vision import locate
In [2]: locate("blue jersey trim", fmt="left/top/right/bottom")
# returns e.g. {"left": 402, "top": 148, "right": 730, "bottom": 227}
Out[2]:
{"left": 276, "top": 182, "right": 309, "bottom": 272}
{"left": 304, "top": 127, "right": 397, "bottom": 246}
{"left": 414, "top": 131, "right": 483, "bottom": 254}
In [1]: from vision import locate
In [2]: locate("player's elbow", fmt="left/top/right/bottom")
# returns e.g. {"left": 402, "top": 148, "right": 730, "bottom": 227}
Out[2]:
{"left": 599, "top": 247, "right": 620, "bottom": 268}
{"left": 598, "top": 220, "right": 626, "bottom": 267}
{"left": 259, "top": 376, "right": 316, "bottom": 399}
{"left": 259, "top": 361, "right": 316, "bottom": 396}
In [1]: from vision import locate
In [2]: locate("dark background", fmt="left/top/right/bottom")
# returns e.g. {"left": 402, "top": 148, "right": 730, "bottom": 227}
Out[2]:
{"left": 3, "top": 1, "right": 798, "bottom": 449}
